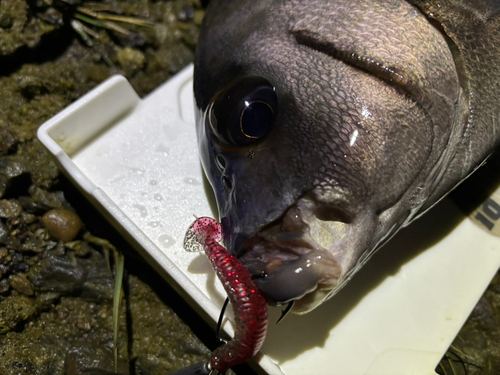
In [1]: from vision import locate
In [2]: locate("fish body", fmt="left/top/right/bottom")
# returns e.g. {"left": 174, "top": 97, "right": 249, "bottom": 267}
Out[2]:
{"left": 194, "top": 0, "right": 500, "bottom": 313}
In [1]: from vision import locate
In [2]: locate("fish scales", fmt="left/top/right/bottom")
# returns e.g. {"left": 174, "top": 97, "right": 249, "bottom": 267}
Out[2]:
{"left": 193, "top": 0, "right": 500, "bottom": 313}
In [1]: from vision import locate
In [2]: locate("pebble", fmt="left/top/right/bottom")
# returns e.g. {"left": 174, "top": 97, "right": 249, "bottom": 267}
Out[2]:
{"left": 42, "top": 209, "right": 82, "bottom": 242}
{"left": 0, "top": 247, "right": 8, "bottom": 258}
{"left": 9, "top": 273, "right": 34, "bottom": 296}
{"left": 0, "top": 200, "right": 22, "bottom": 219}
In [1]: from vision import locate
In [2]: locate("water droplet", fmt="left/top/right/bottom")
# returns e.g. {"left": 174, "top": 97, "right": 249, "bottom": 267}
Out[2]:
{"left": 140, "top": 192, "right": 148, "bottom": 198}
{"left": 183, "top": 177, "right": 201, "bottom": 185}
{"left": 133, "top": 204, "right": 147, "bottom": 217}
{"left": 129, "top": 168, "right": 144, "bottom": 176}
{"left": 155, "top": 143, "right": 170, "bottom": 157}
{"left": 154, "top": 194, "right": 162, "bottom": 201}
{"left": 158, "top": 234, "right": 175, "bottom": 248}
{"left": 148, "top": 221, "right": 162, "bottom": 228}
{"left": 149, "top": 179, "right": 158, "bottom": 186}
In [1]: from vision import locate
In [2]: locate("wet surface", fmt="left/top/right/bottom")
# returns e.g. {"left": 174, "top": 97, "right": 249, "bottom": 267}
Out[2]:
{"left": 0, "top": 1, "right": 215, "bottom": 374}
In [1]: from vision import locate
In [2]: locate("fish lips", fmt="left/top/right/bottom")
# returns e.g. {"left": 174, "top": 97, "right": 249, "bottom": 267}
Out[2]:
{"left": 236, "top": 194, "right": 361, "bottom": 314}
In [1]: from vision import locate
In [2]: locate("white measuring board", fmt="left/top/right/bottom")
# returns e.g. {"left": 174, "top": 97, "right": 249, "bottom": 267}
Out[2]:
{"left": 38, "top": 64, "right": 500, "bottom": 375}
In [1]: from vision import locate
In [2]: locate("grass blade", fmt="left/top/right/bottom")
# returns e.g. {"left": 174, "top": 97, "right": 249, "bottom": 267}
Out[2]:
{"left": 113, "top": 252, "right": 125, "bottom": 373}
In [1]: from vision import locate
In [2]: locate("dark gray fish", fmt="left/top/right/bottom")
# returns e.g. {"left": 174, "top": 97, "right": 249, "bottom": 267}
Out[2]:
{"left": 194, "top": 0, "right": 500, "bottom": 313}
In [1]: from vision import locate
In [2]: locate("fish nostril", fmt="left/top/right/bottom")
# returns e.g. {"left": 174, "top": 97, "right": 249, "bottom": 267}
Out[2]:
{"left": 281, "top": 206, "right": 308, "bottom": 232}
{"left": 222, "top": 175, "right": 233, "bottom": 189}
{"left": 216, "top": 154, "right": 226, "bottom": 171}
{"left": 251, "top": 271, "right": 268, "bottom": 280}
{"left": 315, "top": 206, "right": 351, "bottom": 224}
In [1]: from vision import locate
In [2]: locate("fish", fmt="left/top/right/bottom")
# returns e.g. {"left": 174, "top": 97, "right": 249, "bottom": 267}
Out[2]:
{"left": 193, "top": 0, "right": 500, "bottom": 314}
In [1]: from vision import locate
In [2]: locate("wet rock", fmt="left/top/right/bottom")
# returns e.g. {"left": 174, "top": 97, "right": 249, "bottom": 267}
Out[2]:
{"left": 11, "top": 251, "right": 29, "bottom": 272}
{"left": 116, "top": 47, "right": 146, "bottom": 76}
{"left": 9, "top": 273, "right": 34, "bottom": 296}
{"left": 18, "top": 196, "right": 43, "bottom": 213}
{"left": 4, "top": 235, "right": 22, "bottom": 252}
{"left": 0, "top": 294, "right": 38, "bottom": 334}
{"left": 65, "top": 240, "right": 91, "bottom": 257}
{"left": 0, "top": 157, "right": 25, "bottom": 180}
{"left": 37, "top": 291, "right": 59, "bottom": 306}
{"left": 38, "top": 7, "right": 64, "bottom": 26}
{"left": 31, "top": 188, "right": 66, "bottom": 209}
{"left": 0, "top": 221, "right": 9, "bottom": 243}
{"left": 34, "top": 253, "right": 86, "bottom": 294}
{"left": 48, "top": 240, "right": 65, "bottom": 255}
{"left": 0, "top": 12, "right": 14, "bottom": 29}
{"left": 64, "top": 342, "right": 129, "bottom": 375}
{"left": 0, "top": 278, "right": 9, "bottom": 294}
{"left": 42, "top": 208, "right": 82, "bottom": 242}
{"left": 81, "top": 255, "right": 114, "bottom": 301}
{"left": 34, "top": 249, "right": 113, "bottom": 301}
{"left": 0, "top": 199, "right": 22, "bottom": 218}
{"left": 21, "top": 212, "right": 37, "bottom": 224}
{"left": 22, "top": 228, "right": 49, "bottom": 253}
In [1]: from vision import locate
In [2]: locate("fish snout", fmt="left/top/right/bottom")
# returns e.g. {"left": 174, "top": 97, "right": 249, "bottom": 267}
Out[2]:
{"left": 238, "top": 194, "right": 353, "bottom": 313}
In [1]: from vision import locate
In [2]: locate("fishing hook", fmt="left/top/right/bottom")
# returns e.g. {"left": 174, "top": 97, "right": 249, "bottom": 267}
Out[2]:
{"left": 216, "top": 297, "right": 230, "bottom": 342}
{"left": 276, "top": 301, "right": 294, "bottom": 324}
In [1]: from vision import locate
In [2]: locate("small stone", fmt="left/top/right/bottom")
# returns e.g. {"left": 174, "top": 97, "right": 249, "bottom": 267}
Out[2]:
{"left": 9, "top": 273, "right": 34, "bottom": 296}
{"left": 0, "top": 199, "right": 22, "bottom": 218}
{"left": 0, "top": 13, "right": 13, "bottom": 29}
{"left": 38, "top": 7, "right": 63, "bottom": 26}
{"left": 0, "top": 221, "right": 8, "bottom": 243}
{"left": 0, "top": 295, "right": 39, "bottom": 334}
{"left": 116, "top": 47, "right": 146, "bottom": 75}
{"left": 77, "top": 321, "right": 91, "bottom": 331}
{"left": 65, "top": 241, "right": 90, "bottom": 257}
{"left": 37, "top": 292, "right": 59, "bottom": 309}
{"left": 42, "top": 209, "right": 82, "bottom": 242}
{"left": 22, "top": 212, "right": 37, "bottom": 224}
{"left": 0, "top": 278, "right": 9, "bottom": 294}
{"left": 22, "top": 230, "right": 46, "bottom": 253}
{"left": 30, "top": 187, "right": 65, "bottom": 209}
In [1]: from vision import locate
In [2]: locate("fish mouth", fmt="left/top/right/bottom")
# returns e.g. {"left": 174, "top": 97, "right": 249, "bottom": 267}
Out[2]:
{"left": 238, "top": 193, "right": 353, "bottom": 314}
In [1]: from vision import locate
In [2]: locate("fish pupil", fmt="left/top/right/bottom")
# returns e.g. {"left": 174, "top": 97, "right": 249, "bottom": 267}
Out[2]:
{"left": 241, "top": 101, "right": 274, "bottom": 139}
{"left": 208, "top": 76, "right": 278, "bottom": 147}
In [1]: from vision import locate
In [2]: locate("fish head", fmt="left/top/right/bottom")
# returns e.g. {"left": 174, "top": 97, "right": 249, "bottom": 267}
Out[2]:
{"left": 194, "top": 0, "right": 500, "bottom": 313}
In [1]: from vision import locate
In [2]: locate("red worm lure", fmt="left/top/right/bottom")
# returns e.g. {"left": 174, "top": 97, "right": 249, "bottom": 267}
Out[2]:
{"left": 184, "top": 217, "right": 268, "bottom": 373}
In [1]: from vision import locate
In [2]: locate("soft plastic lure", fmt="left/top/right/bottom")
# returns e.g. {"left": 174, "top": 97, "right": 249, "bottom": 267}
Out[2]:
{"left": 183, "top": 217, "right": 268, "bottom": 373}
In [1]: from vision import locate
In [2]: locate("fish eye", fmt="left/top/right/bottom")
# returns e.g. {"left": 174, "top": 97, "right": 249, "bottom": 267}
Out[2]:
{"left": 208, "top": 76, "right": 278, "bottom": 147}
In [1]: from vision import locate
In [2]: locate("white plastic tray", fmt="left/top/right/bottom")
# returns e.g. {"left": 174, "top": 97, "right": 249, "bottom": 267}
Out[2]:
{"left": 38, "top": 64, "right": 500, "bottom": 375}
